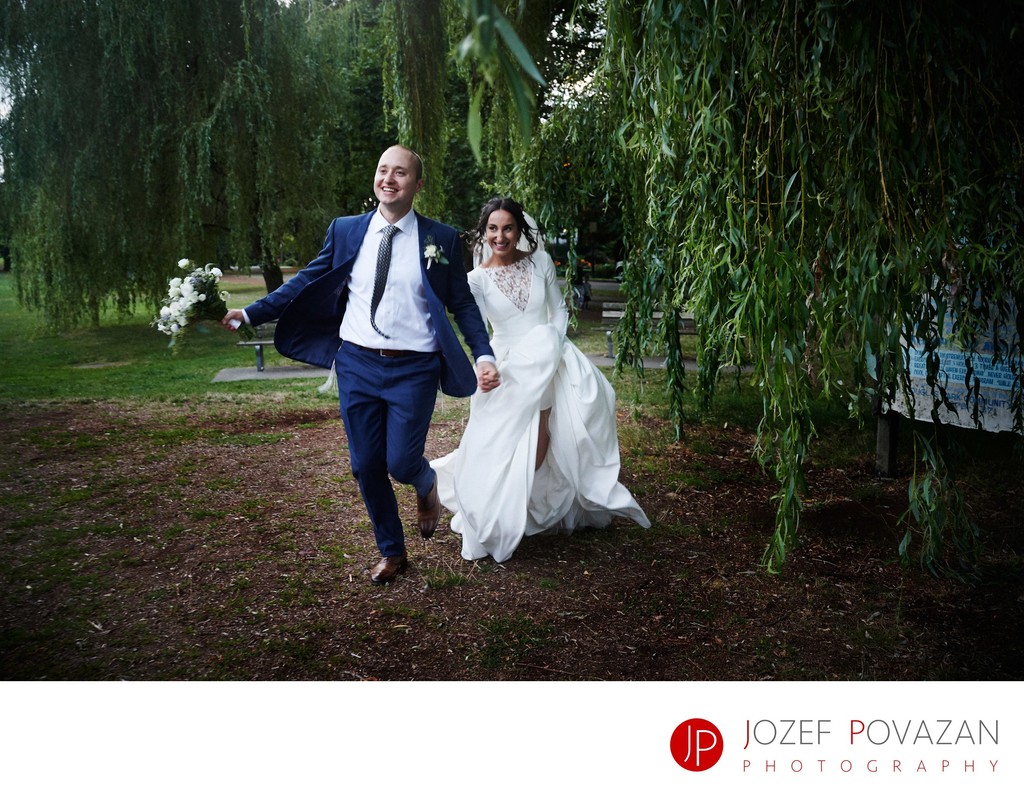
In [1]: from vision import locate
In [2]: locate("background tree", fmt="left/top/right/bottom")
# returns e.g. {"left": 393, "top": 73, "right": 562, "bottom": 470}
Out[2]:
{"left": 461, "top": 0, "right": 1024, "bottom": 574}
{"left": 2, "top": 1, "right": 257, "bottom": 324}
{"left": 0, "top": 0, "right": 396, "bottom": 326}
{"left": 526, "top": 0, "right": 1023, "bottom": 572}
{"left": 0, "top": 0, "right": 533, "bottom": 324}
{"left": 270, "top": 0, "right": 396, "bottom": 268}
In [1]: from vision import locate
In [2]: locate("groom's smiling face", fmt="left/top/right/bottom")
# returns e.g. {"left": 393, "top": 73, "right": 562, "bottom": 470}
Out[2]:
{"left": 374, "top": 146, "right": 424, "bottom": 218}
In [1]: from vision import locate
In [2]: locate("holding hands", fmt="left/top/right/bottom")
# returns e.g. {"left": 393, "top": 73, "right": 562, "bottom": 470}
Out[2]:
{"left": 477, "top": 360, "right": 501, "bottom": 392}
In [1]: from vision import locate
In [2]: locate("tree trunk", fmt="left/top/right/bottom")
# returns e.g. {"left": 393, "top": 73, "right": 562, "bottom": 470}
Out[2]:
{"left": 261, "top": 261, "right": 284, "bottom": 294}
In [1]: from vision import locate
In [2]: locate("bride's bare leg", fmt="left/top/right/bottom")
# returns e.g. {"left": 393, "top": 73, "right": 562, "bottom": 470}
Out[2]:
{"left": 536, "top": 408, "right": 551, "bottom": 470}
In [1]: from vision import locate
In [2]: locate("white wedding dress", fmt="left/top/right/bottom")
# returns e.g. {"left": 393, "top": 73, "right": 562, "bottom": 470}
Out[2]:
{"left": 430, "top": 251, "right": 650, "bottom": 562}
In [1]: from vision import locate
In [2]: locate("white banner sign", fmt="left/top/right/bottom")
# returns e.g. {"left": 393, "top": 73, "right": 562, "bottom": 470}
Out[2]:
{"left": 890, "top": 309, "right": 1019, "bottom": 433}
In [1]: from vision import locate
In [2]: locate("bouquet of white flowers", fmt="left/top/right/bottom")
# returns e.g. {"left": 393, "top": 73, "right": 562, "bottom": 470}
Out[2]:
{"left": 154, "top": 259, "right": 246, "bottom": 347}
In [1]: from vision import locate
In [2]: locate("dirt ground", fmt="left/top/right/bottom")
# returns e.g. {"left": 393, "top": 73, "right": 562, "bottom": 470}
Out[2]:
{"left": 2, "top": 380, "right": 1022, "bottom": 681}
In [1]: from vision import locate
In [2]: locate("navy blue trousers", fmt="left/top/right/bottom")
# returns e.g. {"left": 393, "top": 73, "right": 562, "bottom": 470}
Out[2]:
{"left": 335, "top": 342, "right": 440, "bottom": 558}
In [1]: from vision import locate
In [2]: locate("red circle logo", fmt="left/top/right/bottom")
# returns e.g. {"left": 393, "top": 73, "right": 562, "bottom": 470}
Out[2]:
{"left": 670, "top": 718, "right": 724, "bottom": 771}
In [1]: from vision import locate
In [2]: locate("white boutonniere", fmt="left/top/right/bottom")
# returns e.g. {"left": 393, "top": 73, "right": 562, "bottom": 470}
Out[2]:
{"left": 423, "top": 237, "right": 448, "bottom": 269}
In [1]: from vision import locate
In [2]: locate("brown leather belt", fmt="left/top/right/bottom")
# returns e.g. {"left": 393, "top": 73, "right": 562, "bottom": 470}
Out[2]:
{"left": 347, "top": 342, "right": 426, "bottom": 358}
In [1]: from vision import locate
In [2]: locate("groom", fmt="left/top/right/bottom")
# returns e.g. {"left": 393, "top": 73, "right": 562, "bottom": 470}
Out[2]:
{"left": 223, "top": 145, "right": 500, "bottom": 584}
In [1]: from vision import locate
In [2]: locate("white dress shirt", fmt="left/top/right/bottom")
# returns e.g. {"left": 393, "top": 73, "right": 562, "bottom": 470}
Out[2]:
{"left": 242, "top": 208, "right": 494, "bottom": 365}
{"left": 339, "top": 209, "right": 441, "bottom": 352}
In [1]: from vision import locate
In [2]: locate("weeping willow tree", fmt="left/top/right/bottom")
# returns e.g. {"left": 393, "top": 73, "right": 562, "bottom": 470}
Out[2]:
{"left": 1, "top": 0, "right": 550, "bottom": 326}
{"left": 0, "top": 0, "right": 386, "bottom": 326}
{"left": 2, "top": 1, "right": 271, "bottom": 324}
{"left": 516, "top": 0, "right": 1024, "bottom": 573}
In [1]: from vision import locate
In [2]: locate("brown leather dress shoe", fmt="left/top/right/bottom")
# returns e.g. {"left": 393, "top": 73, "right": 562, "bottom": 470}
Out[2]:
{"left": 370, "top": 554, "right": 408, "bottom": 585}
{"left": 417, "top": 479, "right": 441, "bottom": 538}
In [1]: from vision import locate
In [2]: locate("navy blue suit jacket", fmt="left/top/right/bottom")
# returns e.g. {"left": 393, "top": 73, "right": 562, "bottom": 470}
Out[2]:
{"left": 245, "top": 211, "right": 492, "bottom": 398}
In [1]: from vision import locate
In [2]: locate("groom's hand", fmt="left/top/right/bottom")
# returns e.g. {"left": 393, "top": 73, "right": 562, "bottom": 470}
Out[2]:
{"left": 221, "top": 309, "right": 246, "bottom": 331}
{"left": 476, "top": 361, "right": 501, "bottom": 392}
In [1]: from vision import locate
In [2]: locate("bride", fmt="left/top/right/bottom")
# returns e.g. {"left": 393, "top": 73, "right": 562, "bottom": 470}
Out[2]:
{"left": 431, "top": 197, "right": 650, "bottom": 562}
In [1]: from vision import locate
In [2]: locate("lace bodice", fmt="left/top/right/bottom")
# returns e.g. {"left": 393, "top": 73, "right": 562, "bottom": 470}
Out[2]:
{"left": 487, "top": 259, "right": 533, "bottom": 312}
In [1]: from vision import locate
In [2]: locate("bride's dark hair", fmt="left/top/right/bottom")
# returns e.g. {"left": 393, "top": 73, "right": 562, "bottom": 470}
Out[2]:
{"left": 472, "top": 197, "right": 539, "bottom": 254}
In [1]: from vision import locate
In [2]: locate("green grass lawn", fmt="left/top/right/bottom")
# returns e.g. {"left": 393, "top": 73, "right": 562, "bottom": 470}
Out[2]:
{"left": 0, "top": 272, "right": 323, "bottom": 403}
{"left": 0, "top": 269, "right": 797, "bottom": 446}
{"left": 0, "top": 270, "right": 695, "bottom": 414}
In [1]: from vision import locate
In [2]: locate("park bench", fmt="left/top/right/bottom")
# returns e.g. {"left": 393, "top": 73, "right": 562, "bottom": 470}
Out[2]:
{"left": 237, "top": 320, "right": 277, "bottom": 371}
{"left": 601, "top": 301, "right": 696, "bottom": 334}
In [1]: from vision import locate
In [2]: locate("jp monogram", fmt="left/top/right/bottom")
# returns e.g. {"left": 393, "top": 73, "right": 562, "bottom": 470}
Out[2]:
{"left": 670, "top": 718, "right": 724, "bottom": 772}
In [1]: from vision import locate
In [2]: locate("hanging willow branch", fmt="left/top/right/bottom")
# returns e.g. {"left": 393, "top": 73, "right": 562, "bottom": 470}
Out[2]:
{"left": 380, "top": 0, "right": 453, "bottom": 216}
{"left": 534, "top": 0, "right": 1023, "bottom": 573}
{"left": 456, "top": 0, "right": 547, "bottom": 161}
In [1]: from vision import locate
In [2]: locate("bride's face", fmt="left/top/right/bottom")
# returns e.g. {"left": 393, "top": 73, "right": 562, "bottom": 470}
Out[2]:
{"left": 484, "top": 209, "right": 520, "bottom": 263}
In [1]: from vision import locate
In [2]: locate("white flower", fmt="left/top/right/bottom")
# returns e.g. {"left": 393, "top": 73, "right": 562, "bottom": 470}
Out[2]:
{"left": 423, "top": 239, "right": 448, "bottom": 266}
{"left": 153, "top": 258, "right": 232, "bottom": 347}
